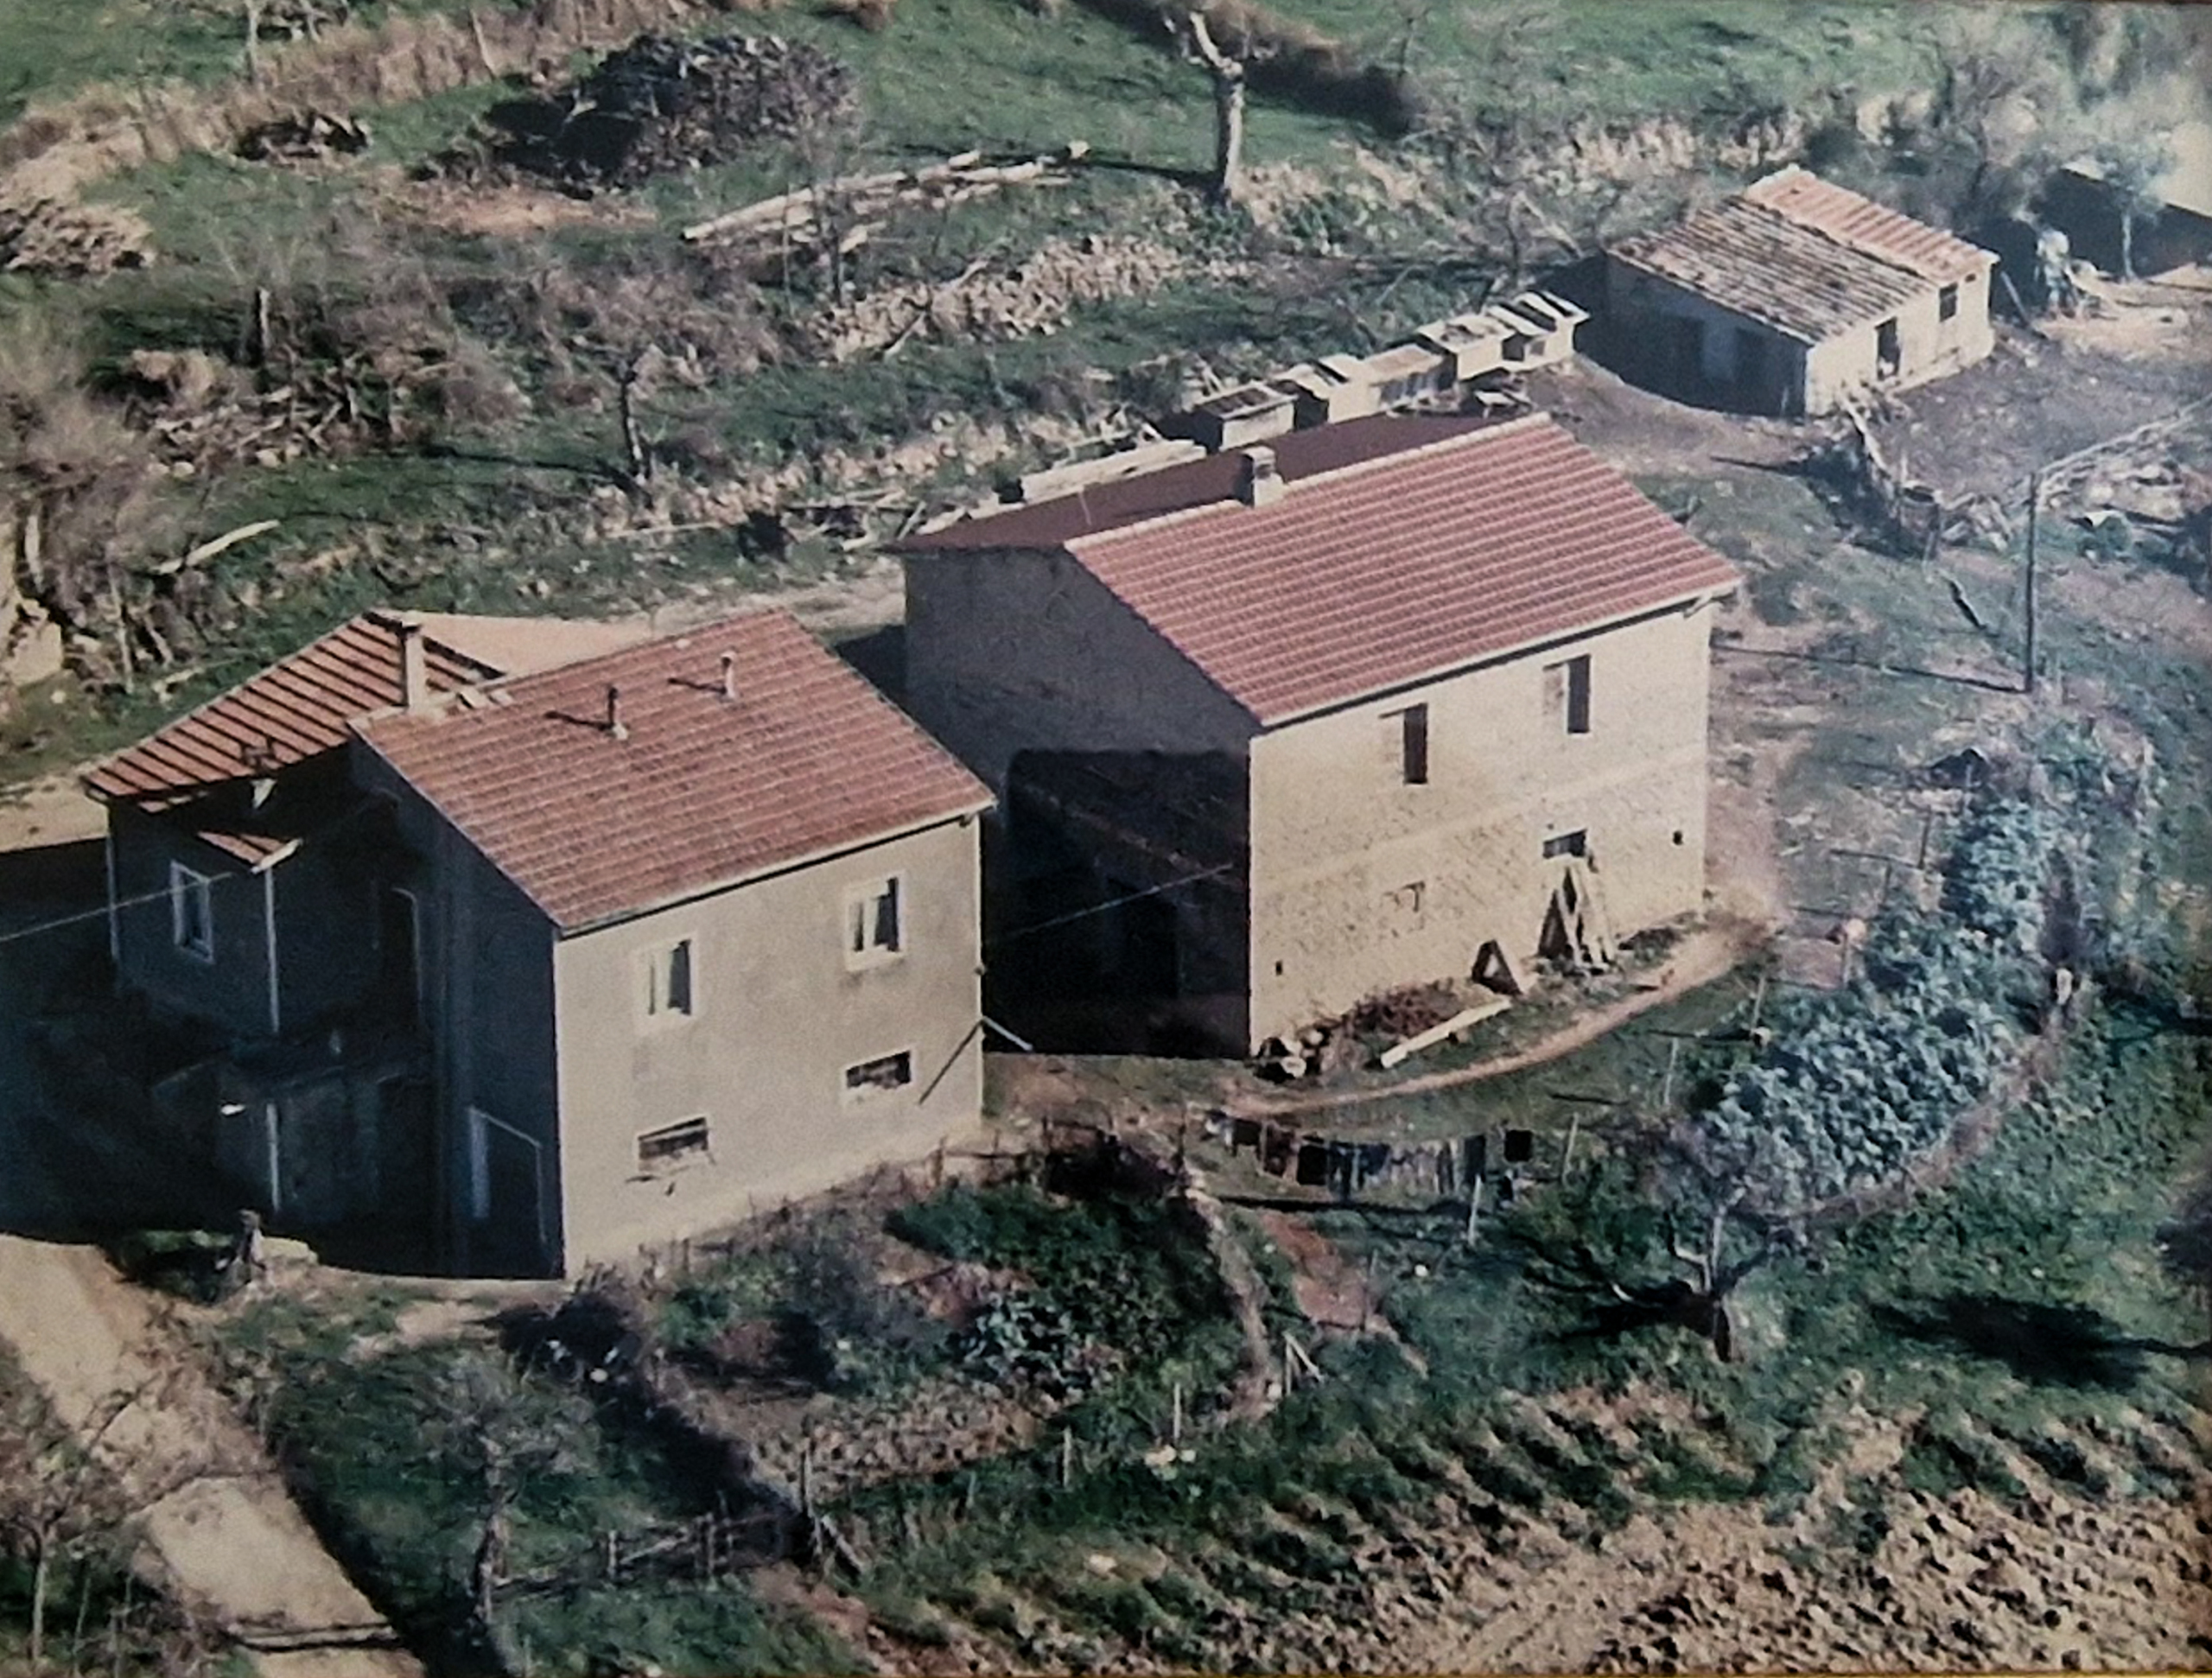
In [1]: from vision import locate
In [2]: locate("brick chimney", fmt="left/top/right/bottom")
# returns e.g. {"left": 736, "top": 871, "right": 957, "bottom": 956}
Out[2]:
{"left": 720, "top": 651, "right": 738, "bottom": 702}
{"left": 606, "top": 683, "right": 628, "bottom": 741}
{"left": 398, "top": 619, "right": 429, "bottom": 711}
{"left": 1236, "top": 445, "right": 1284, "bottom": 508}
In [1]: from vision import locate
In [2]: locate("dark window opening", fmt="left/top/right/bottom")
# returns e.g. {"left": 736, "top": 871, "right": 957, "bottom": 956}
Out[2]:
{"left": 170, "top": 864, "right": 213, "bottom": 962}
{"left": 1391, "top": 703, "right": 1431, "bottom": 785}
{"left": 1876, "top": 316, "right": 1901, "bottom": 376}
{"left": 849, "top": 876, "right": 904, "bottom": 959}
{"left": 1543, "top": 829, "right": 1588, "bottom": 860}
{"left": 1938, "top": 283, "right": 1959, "bottom": 322}
{"left": 644, "top": 938, "right": 694, "bottom": 1019}
{"left": 638, "top": 1116, "right": 710, "bottom": 1169}
{"left": 1547, "top": 654, "right": 1592, "bottom": 735}
{"left": 845, "top": 1051, "right": 914, "bottom": 1095}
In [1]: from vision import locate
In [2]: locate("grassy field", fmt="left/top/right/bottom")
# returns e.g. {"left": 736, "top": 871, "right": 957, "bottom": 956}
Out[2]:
{"left": 5, "top": 0, "right": 2125, "bottom": 793}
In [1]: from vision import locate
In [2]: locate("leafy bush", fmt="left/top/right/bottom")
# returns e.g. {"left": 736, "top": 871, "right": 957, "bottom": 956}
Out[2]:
{"left": 1694, "top": 796, "right": 2065, "bottom": 1212}
{"left": 890, "top": 1183, "right": 1222, "bottom": 1352}
{"left": 957, "top": 1292, "right": 1099, "bottom": 1399}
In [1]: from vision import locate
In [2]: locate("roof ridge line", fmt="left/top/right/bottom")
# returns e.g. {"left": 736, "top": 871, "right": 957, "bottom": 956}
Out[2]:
{"left": 1731, "top": 191, "right": 1925, "bottom": 284}
{"left": 1067, "top": 414, "right": 1553, "bottom": 555}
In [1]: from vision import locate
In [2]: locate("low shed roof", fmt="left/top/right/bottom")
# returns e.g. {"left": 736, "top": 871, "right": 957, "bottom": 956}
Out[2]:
{"left": 1611, "top": 166, "right": 1994, "bottom": 343}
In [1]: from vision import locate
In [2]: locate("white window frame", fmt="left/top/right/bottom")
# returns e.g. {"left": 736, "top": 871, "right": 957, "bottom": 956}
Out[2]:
{"left": 842, "top": 1048, "right": 915, "bottom": 1103}
{"left": 637, "top": 935, "right": 697, "bottom": 1029}
{"left": 636, "top": 1115, "right": 712, "bottom": 1175}
{"left": 843, "top": 874, "right": 907, "bottom": 970}
{"left": 169, "top": 862, "right": 214, "bottom": 963}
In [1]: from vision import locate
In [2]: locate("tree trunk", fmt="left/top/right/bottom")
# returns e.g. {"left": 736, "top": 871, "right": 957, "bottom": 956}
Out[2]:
{"left": 1211, "top": 69, "right": 1245, "bottom": 207}
{"left": 1185, "top": 15, "right": 1248, "bottom": 208}
{"left": 2120, "top": 210, "right": 2136, "bottom": 283}
{"left": 29, "top": 1531, "right": 49, "bottom": 1668}
{"left": 617, "top": 362, "right": 652, "bottom": 488}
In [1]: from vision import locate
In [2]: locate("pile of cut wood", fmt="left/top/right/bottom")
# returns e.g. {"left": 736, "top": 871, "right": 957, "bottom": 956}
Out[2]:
{"left": 467, "top": 34, "right": 858, "bottom": 191}
{"left": 683, "top": 143, "right": 1091, "bottom": 255}
{"left": 1259, "top": 980, "right": 1505, "bottom": 1079}
{"left": 0, "top": 195, "right": 154, "bottom": 276}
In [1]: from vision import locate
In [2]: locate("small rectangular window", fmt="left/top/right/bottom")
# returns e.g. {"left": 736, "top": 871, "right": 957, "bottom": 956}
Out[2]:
{"left": 1543, "top": 829, "right": 1588, "bottom": 860}
{"left": 844, "top": 1051, "right": 914, "bottom": 1097}
{"left": 1388, "top": 703, "right": 1430, "bottom": 785}
{"left": 169, "top": 863, "right": 213, "bottom": 963}
{"left": 640, "top": 938, "right": 695, "bottom": 1023}
{"left": 1545, "top": 655, "right": 1592, "bottom": 735}
{"left": 1390, "top": 880, "right": 1427, "bottom": 919}
{"left": 638, "top": 1116, "right": 711, "bottom": 1170}
{"left": 1938, "top": 283, "right": 1960, "bottom": 322}
{"left": 845, "top": 876, "right": 906, "bottom": 966}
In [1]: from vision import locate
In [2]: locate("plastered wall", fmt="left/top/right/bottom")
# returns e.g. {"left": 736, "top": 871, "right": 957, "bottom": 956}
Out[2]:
{"left": 1246, "top": 605, "right": 1719, "bottom": 1049}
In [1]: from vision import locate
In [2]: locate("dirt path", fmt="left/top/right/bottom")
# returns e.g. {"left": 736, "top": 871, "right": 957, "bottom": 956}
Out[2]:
{"left": 1223, "top": 918, "right": 1756, "bottom": 1122}
{"left": 0, "top": 1241, "right": 421, "bottom": 1675}
{"left": 0, "top": 777, "right": 417, "bottom": 1675}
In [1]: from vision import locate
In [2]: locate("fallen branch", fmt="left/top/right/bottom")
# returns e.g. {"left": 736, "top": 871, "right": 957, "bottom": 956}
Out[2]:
{"left": 682, "top": 143, "right": 1090, "bottom": 246}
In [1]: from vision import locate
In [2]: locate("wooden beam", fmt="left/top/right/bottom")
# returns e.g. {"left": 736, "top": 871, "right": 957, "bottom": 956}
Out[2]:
{"left": 1377, "top": 997, "right": 1511, "bottom": 1069}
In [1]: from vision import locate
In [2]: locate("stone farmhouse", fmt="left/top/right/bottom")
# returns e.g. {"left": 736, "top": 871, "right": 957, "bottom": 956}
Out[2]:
{"left": 1604, "top": 166, "right": 1998, "bottom": 416}
{"left": 88, "top": 607, "right": 989, "bottom": 1276}
{"left": 899, "top": 412, "right": 1742, "bottom": 1056}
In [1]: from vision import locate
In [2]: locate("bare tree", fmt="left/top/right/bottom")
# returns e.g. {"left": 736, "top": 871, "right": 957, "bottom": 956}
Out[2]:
{"left": 0, "top": 1377, "right": 188, "bottom": 1668}
{"left": 423, "top": 1351, "right": 591, "bottom": 1660}
{"left": 1177, "top": 12, "right": 1258, "bottom": 208}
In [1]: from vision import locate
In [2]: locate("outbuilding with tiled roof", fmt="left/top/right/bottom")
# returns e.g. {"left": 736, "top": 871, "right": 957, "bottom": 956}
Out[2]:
{"left": 1603, "top": 166, "right": 1998, "bottom": 415}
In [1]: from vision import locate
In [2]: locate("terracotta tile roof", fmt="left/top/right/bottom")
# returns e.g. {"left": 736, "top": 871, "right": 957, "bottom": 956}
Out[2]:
{"left": 914, "top": 415, "right": 1740, "bottom": 726}
{"left": 86, "top": 613, "right": 492, "bottom": 810}
{"left": 85, "top": 611, "right": 652, "bottom": 806}
{"left": 354, "top": 609, "right": 992, "bottom": 932}
{"left": 1742, "top": 167, "right": 1993, "bottom": 284}
{"left": 904, "top": 414, "right": 1500, "bottom": 551}
{"left": 1612, "top": 168, "right": 1994, "bottom": 342}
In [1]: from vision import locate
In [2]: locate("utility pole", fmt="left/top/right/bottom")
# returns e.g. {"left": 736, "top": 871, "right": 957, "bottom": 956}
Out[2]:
{"left": 2023, "top": 468, "right": 2041, "bottom": 696}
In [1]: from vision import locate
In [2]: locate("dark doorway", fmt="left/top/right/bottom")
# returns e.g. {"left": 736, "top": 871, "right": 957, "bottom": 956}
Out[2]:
{"left": 1875, "top": 317, "right": 1901, "bottom": 378}
{"left": 1734, "top": 327, "right": 1770, "bottom": 406}
{"left": 468, "top": 1109, "right": 549, "bottom": 1278}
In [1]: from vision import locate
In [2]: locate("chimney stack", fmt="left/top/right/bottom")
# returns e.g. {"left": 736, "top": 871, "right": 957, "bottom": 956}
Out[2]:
{"left": 398, "top": 619, "right": 429, "bottom": 711}
{"left": 606, "top": 683, "right": 628, "bottom": 741}
{"left": 1236, "top": 445, "right": 1284, "bottom": 508}
{"left": 720, "top": 651, "right": 738, "bottom": 702}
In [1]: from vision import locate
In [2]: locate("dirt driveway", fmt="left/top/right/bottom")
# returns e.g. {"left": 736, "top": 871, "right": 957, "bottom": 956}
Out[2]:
{"left": 0, "top": 775, "right": 420, "bottom": 1675}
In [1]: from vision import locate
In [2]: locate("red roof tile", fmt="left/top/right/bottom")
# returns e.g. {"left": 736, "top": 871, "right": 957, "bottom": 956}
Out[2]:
{"left": 85, "top": 613, "right": 499, "bottom": 805}
{"left": 1741, "top": 166, "right": 1992, "bottom": 284}
{"left": 904, "top": 414, "right": 1500, "bottom": 551}
{"left": 1612, "top": 167, "right": 1993, "bottom": 342}
{"left": 355, "top": 609, "right": 991, "bottom": 932}
{"left": 916, "top": 415, "right": 1740, "bottom": 725}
